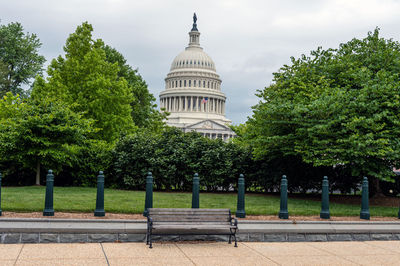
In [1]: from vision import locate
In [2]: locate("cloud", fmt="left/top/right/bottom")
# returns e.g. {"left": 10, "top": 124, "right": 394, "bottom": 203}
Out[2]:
{"left": 2, "top": 0, "right": 400, "bottom": 124}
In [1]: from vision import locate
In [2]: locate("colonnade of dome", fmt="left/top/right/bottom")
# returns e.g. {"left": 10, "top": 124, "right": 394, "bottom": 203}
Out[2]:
{"left": 160, "top": 96, "right": 225, "bottom": 114}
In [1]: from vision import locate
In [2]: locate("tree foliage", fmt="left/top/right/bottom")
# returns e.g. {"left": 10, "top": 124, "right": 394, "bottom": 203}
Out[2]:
{"left": 0, "top": 93, "right": 95, "bottom": 185}
{"left": 246, "top": 28, "right": 400, "bottom": 182}
{"left": 32, "top": 22, "right": 134, "bottom": 142}
{"left": 0, "top": 22, "right": 45, "bottom": 97}
{"left": 103, "top": 45, "right": 165, "bottom": 131}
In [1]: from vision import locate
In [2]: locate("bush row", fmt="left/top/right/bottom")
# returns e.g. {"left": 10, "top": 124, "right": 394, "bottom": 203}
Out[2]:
{"left": 2, "top": 127, "right": 399, "bottom": 195}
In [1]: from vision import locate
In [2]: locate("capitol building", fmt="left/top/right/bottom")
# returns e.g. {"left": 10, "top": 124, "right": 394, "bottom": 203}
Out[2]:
{"left": 159, "top": 14, "right": 236, "bottom": 141}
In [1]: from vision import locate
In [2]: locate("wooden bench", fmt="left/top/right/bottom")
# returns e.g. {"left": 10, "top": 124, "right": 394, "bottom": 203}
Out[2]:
{"left": 146, "top": 208, "right": 238, "bottom": 248}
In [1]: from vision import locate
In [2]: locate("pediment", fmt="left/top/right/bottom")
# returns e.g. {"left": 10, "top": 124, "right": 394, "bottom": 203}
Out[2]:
{"left": 186, "top": 120, "right": 231, "bottom": 130}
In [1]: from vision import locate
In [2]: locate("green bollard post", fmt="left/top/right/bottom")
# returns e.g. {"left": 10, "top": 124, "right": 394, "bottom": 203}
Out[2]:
{"left": 94, "top": 171, "right": 105, "bottom": 217}
{"left": 236, "top": 174, "right": 246, "bottom": 218}
{"left": 320, "top": 176, "right": 330, "bottom": 219}
{"left": 143, "top": 172, "right": 153, "bottom": 217}
{"left": 192, "top": 173, "right": 199, "bottom": 208}
{"left": 43, "top": 170, "right": 55, "bottom": 216}
{"left": 279, "top": 175, "right": 289, "bottom": 219}
{"left": 0, "top": 172, "right": 2, "bottom": 216}
{"left": 360, "top": 176, "right": 370, "bottom": 220}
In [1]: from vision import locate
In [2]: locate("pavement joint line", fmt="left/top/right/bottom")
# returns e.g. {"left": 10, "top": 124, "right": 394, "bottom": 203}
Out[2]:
{"left": 304, "top": 241, "right": 363, "bottom": 265}
{"left": 100, "top": 243, "right": 110, "bottom": 266}
{"left": 13, "top": 243, "right": 24, "bottom": 266}
{"left": 362, "top": 240, "right": 400, "bottom": 254}
{"left": 240, "top": 242, "right": 282, "bottom": 265}
{"left": 174, "top": 243, "right": 196, "bottom": 266}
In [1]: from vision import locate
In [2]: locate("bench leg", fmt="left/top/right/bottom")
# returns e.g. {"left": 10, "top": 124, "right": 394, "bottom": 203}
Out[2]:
{"left": 149, "top": 231, "right": 153, "bottom": 248}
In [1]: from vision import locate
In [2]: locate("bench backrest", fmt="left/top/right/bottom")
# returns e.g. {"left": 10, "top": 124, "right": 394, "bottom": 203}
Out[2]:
{"left": 148, "top": 208, "right": 231, "bottom": 223}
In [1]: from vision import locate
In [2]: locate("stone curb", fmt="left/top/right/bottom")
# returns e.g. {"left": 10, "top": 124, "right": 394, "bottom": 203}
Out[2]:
{"left": 0, "top": 218, "right": 399, "bottom": 243}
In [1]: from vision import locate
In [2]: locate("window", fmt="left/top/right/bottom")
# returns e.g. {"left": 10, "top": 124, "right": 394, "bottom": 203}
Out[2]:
{"left": 208, "top": 81, "right": 210, "bottom": 88}
{"left": 180, "top": 80, "right": 182, "bottom": 87}
{"left": 175, "top": 80, "right": 178, "bottom": 87}
{"left": 203, "top": 81, "right": 205, "bottom": 87}
{"left": 184, "top": 80, "right": 186, "bottom": 86}
{"left": 194, "top": 80, "right": 196, "bottom": 87}
{"left": 189, "top": 80, "right": 191, "bottom": 87}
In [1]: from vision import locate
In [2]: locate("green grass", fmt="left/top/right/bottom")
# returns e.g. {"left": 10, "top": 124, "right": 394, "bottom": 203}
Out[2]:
{"left": 1, "top": 186, "right": 398, "bottom": 217}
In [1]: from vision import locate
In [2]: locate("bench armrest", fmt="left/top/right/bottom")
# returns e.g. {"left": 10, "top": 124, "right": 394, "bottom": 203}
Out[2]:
{"left": 230, "top": 217, "right": 238, "bottom": 227}
{"left": 147, "top": 217, "right": 153, "bottom": 227}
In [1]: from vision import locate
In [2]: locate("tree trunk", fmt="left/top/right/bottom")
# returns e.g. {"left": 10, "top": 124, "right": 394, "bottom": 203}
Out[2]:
{"left": 372, "top": 177, "right": 384, "bottom": 198}
{"left": 35, "top": 161, "right": 40, "bottom": 185}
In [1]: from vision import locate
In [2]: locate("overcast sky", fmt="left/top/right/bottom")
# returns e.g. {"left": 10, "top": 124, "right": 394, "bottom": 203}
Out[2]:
{"left": 2, "top": 0, "right": 400, "bottom": 124}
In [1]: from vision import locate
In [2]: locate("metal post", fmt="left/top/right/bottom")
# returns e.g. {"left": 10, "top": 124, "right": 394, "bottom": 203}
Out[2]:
{"left": 192, "top": 173, "right": 199, "bottom": 208}
{"left": 0, "top": 172, "right": 2, "bottom": 216}
{"left": 143, "top": 172, "right": 153, "bottom": 217}
{"left": 279, "top": 175, "right": 289, "bottom": 219}
{"left": 236, "top": 174, "right": 246, "bottom": 218}
{"left": 43, "top": 170, "right": 55, "bottom": 216}
{"left": 94, "top": 171, "right": 105, "bottom": 217}
{"left": 320, "top": 176, "right": 330, "bottom": 219}
{"left": 360, "top": 177, "right": 370, "bottom": 220}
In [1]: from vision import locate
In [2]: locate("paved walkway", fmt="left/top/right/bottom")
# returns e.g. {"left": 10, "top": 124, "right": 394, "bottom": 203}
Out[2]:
{"left": 1, "top": 241, "right": 400, "bottom": 265}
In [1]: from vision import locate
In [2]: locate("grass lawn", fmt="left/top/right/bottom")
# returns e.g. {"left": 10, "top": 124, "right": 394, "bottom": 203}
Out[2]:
{"left": 1, "top": 186, "right": 398, "bottom": 217}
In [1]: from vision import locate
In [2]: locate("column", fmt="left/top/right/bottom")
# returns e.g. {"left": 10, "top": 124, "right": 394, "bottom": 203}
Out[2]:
{"left": 190, "top": 96, "right": 193, "bottom": 111}
{"left": 222, "top": 101, "right": 225, "bottom": 115}
{"left": 213, "top": 98, "right": 216, "bottom": 113}
{"left": 167, "top": 97, "right": 169, "bottom": 111}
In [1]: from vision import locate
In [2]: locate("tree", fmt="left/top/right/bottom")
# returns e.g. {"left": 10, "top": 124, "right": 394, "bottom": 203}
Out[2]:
{"left": 103, "top": 45, "right": 166, "bottom": 131}
{"left": 0, "top": 93, "right": 95, "bottom": 185}
{"left": 32, "top": 22, "right": 134, "bottom": 142}
{"left": 0, "top": 22, "right": 45, "bottom": 96}
{"left": 247, "top": 28, "right": 400, "bottom": 183}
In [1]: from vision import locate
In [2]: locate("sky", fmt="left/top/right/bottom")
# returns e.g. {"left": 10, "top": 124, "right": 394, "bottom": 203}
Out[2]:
{"left": 2, "top": 0, "right": 400, "bottom": 124}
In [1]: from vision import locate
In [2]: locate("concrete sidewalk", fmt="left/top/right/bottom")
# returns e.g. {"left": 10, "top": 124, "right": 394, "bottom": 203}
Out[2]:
{"left": 1, "top": 241, "right": 400, "bottom": 265}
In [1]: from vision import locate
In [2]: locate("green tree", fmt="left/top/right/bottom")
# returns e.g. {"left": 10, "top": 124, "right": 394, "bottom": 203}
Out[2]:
{"left": 0, "top": 93, "right": 95, "bottom": 185}
{"left": 103, "top": 45, "right": 165, "bottom": 131}
{"left": 0, "top": 22, "right": 45, "bottom": 96}
{"left": 247, "top": 28, "right": 400, "bottom": 183}
{"left": 32, "top": 22, "right": 134, "bottom": 142}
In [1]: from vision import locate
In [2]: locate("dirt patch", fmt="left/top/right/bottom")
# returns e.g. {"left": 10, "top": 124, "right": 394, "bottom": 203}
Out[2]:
{"left": 237, "top": 215, "right": 399, "bottom": 221}
{"left": 0, "top": 212, "right": 146, "bottom": 220}
{"left": 0, "top": 212, "right": 398, "bottom": 221}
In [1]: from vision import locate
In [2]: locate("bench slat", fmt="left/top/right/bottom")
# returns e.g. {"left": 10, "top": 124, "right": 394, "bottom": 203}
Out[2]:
{"left": 149, "top": 208, "right": 229, "bottom": 212}
{"left": 150, "top": 214, "right": 230, "bottom": 222}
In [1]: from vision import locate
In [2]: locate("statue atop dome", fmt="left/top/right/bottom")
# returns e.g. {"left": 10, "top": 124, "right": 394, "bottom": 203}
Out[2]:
{"left": 191, "top": 12, "right": 198, "bottom": 31}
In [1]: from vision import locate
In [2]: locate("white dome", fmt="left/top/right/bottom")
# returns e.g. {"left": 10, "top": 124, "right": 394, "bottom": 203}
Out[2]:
{"left": 170, "top": 47, "right": 216, "bottom": 71}
{"left": 159, "top": 13, "right": 236, "bottom": 141}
